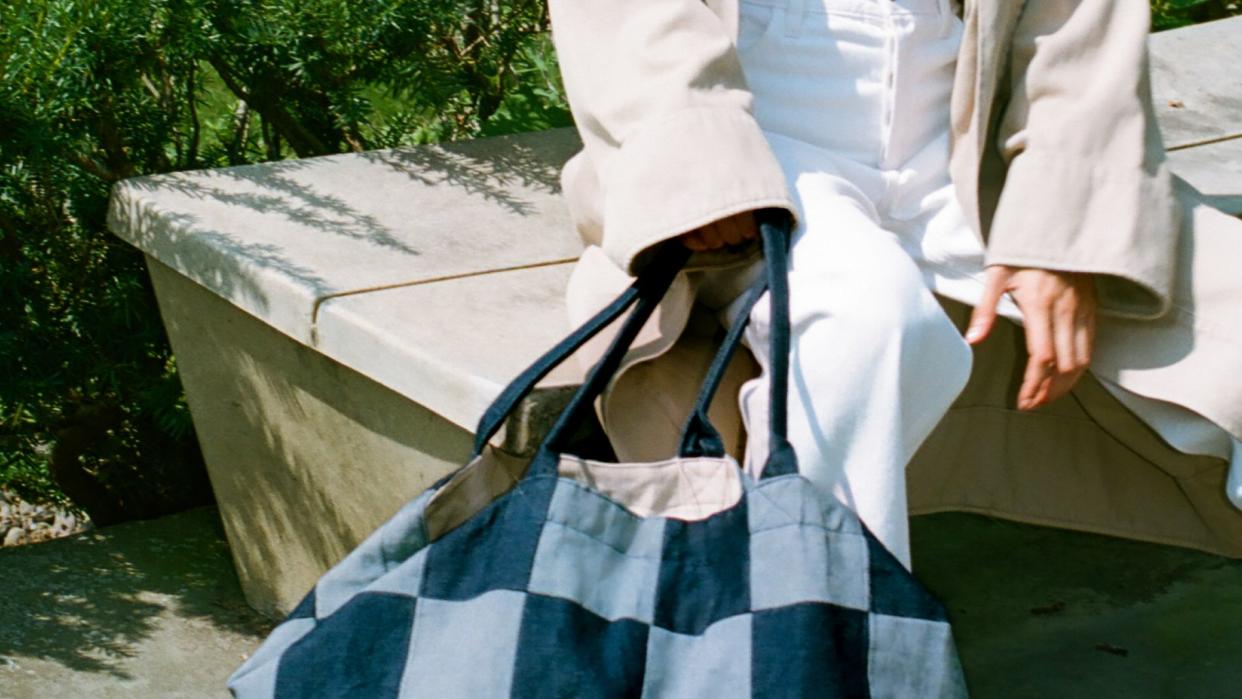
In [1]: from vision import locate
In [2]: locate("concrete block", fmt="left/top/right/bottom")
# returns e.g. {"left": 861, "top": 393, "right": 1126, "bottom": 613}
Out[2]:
{"left": 1150, "top": 16, "right": 1242, "bottom": 150}
{"left": 147, "top": 256, "right": 473, "bottom": 616}
{"left": 1168, "top": 137, "right": 1242, "bottom": 216}
{"left": 314, "top": 262, "right": 583, "bottom": 440}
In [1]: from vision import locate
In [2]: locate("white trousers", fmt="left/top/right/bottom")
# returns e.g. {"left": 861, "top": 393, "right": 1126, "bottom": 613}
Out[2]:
{"left": 703, "top": 0, "right": 1242, "bottom": 570}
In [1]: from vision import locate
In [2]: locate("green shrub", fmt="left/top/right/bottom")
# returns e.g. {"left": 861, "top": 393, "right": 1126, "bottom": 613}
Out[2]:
{"left": 0, "top": 0, "right": 569, "bottom": 523}
{"left": 1152, "top": 0, "right": 1241, "bottom": 30}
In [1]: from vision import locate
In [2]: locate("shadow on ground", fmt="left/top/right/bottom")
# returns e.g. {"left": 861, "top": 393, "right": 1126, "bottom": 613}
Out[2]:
{"left": 912, "top": 513, "right": 1242, "bottom": 698}
{"left": 0, "top": 507, "right": 272, "bottom": 696}
{"left": 2, "top": 506, "right": 1240, "bottom": 697}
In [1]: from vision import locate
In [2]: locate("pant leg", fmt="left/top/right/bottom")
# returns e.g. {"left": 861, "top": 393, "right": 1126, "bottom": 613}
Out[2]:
{"left": 723, "top": 156, "right": 974, "bottom": 571}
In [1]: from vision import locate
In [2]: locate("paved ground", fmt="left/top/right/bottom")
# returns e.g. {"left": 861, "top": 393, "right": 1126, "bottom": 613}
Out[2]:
{"left": 0, "top": 508, "right": 272, "bottom": 698}
{"left": 1, "top": 507, "right": 1239, "bottom": 698}
{"left": 911, "top": 514, "right": 1242, "bottom": 698}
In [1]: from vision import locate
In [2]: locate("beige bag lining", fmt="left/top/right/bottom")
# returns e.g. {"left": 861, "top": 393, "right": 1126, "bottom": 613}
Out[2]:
{"left": 423, "top": 448, "right": 746, "bottom": 541}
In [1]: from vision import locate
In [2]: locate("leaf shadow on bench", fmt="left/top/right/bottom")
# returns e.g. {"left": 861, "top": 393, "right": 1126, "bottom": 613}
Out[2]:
{"left": 116, "top": 128, "right": 584, "bottom": 322}
{"left": 355, "top": 127, "right": 579, "bottom": 218}
{"left": 0, "top": 507, "right": 272, "bottom": 680}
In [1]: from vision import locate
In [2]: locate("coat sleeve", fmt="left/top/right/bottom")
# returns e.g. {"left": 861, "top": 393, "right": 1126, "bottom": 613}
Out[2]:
{"left": 984, "top": 0, "right": 1180, "bottom": 319}
{"left": 547, "top": 0, "right": 798, "bottom": 275}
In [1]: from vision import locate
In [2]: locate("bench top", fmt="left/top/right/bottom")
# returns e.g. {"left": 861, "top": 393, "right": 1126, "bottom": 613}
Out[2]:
{"left": 108, "top": 17, "right": 1242, "bottom": 446}
{"left": 109, "top": 128, "right": 589, "bottom": 443}
{"left": 1151, "top": 16, "right": 1242, "bottom": 214}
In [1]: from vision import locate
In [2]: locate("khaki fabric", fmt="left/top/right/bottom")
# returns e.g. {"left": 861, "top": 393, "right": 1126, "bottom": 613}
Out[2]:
{"left": 547, "top": 0, "right": 1242, "bottom": 556}
{"left": 425, "top": 447, "right": 747, "bottom": 541}
{"left": 560, "top": 455, "right": 744, "bottom": 520}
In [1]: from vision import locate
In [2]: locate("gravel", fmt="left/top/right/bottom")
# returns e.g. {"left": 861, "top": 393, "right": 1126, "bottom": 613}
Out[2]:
{"left": 0, "top": 489, "right": 91, "bottom": 548}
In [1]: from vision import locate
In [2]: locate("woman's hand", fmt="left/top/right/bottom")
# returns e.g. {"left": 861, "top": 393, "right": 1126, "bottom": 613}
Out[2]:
{"left": 680, "top": 210, "right": 760, "bottom": 251}
{"left": 966, "top": 266, "right": 1097, "bottom": 411}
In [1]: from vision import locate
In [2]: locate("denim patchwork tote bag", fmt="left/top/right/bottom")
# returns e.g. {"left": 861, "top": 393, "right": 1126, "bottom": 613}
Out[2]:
{"left": 227, "top": 209, "right": 968, "bottom": 698}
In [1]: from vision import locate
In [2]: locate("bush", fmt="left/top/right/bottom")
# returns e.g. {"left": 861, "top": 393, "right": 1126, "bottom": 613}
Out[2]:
{"left": 1152, "top": 0, "right": 1242, "bottom": 30}
{"left": 0, "top": 0, "right": 569, "bottom": 523}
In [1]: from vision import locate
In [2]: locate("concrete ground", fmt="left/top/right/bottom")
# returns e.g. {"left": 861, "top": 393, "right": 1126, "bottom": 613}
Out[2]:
{"left": 1, "top": 507, "right": 1239, "bottom": 698}
{"left": 910, "top": 514, "right": 1242, "bottom": 698}
{"left": 0, "top": 508, "right": 273, "bottom": 698}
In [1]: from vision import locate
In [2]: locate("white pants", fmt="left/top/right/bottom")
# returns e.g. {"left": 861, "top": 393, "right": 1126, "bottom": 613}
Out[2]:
{"left": 704, "top": 0, "right": 1242, "bottom": 570}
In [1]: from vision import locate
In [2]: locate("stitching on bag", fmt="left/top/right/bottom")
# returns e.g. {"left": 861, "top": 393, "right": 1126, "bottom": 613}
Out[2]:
{"left": 540, "top": 519, "right": 664, "bottom": 560}
{"left": 745, "top": 476, "right": 804, "bottom": 526}
{"left": 552, "top": 477, "right": 863, "bottom": 546}
{"left": 493, "top": 473, "right": 863, "bottom": 558}
{"left": 676, "top": 459, "right": 707, "bottom": 519}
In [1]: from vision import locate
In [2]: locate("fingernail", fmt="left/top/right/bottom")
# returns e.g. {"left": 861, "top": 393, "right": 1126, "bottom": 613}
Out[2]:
{"left": 965, "top": 325, "right": 982, "bottom": 343}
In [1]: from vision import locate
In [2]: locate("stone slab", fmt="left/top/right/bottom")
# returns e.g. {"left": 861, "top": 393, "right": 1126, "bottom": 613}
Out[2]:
{"left": 314, "top": 262, "right": 583, "bottom": 437}
{"left": 107, "top": 128, "right": 585, "bottom": 344}
{"left": 1150, "top": 16, "right": 1242, "bottom": 150}
{"left": 1168, "top": 137, "right": 1242, "bottom": 216}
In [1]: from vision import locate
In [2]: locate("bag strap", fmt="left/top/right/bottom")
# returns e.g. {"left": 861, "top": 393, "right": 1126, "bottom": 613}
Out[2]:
{"left": 675, "top": 208, "right": 798, "bottom": 479}
{"left": 475, "top": 208, "right": 796, "bottom": 482}
{"left": 471, "top": 242, "right": 691, "bottom": 458}
{"left": 757, "top": 208, "right": 799, "bottom": 478}
{"left": 675, "top": 273, "right": 767, "bottom": 460}
{"left": 536, "top": 243, "right": 689, "bottom": 462}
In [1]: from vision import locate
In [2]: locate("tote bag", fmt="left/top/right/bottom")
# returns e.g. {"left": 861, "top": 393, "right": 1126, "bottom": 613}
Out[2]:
{"left": 227, "top": 208, "right": 968, "bottom": 698}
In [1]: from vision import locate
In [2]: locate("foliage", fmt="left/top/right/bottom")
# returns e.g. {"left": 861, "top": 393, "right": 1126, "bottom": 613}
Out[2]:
{"left": 0, "top": 0, "right": 570, "bottom": 521}
{"left": 1152, "top": 0, "right": 1241, "bottom": 30}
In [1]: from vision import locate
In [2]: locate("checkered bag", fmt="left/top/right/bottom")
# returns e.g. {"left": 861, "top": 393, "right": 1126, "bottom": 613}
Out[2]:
{"left": 227, "top": 209, "right": 968, "bottom": 698}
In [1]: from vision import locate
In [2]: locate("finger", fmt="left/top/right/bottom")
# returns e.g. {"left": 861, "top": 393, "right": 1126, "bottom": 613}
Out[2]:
{"left": 739, "top": 212, "right": 760, "bottom": 241}
{"left": 1075, "top": 306, "right": 1095, "bottom": 368}
{"left": 1046, "top": 297, "right": 1080, "bottom": 404}
{"left": 1074, "top": 321, "right": 1093, "bottom": 370}
{"left": 1018, "top": 302, "right": 1056, "bottom": 410}
{"left": 1045, "top": 307, "right": 1094, "bottom": 404}
{"left": 967, "top": 266, "right": 1008, "bottom": 345}
{"left": 1031, "top": 373, "right": 1055, "bottom": 410}
{"left": 697, "top": 224, "right": 724, "bottom": 250}
{"left": 682, "top": 230, "right": 707, "bottom": 251}
{"left": 718, "top": 217, "right": 746, "bottom": 247}
{"left": 1049, "top": 365, "right": 1086, "bottom": 406}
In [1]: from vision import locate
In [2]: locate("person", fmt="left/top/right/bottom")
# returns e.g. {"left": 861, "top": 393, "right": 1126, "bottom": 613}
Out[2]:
{"left": 547, "top": 0, "right": 1242, "bottom": 569}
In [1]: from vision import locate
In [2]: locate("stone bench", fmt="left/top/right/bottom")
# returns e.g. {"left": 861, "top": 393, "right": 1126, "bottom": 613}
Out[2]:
{"left": 107, "top": 17, "right": 1242, "bottom": 618}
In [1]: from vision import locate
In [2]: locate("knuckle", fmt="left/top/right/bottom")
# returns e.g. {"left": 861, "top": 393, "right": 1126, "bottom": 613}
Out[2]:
{"left": 1030, "top": 351, "right": 1054, "bottom": 365}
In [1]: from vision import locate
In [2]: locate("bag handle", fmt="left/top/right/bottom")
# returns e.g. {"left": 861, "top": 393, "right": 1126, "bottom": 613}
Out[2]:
{"left": 471, "top": 242, "right": 691, "bottom": 458}
{"left": 538, "top": 208, "right": 796, "bottom": 478}
{"left": 536, "top": 243, "right": 690, "bottom": 460}
{"left": 674, "top": 273, "right": 767, "bottom": 460}
{"left": 474, "top": 207, "right": 795, "bottom": 482}
{"left": 675, "top": 208, "right": 798, "bottom": 479}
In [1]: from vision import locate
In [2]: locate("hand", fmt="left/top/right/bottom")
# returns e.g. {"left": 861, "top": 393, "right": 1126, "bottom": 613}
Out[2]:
{"left": 966, "top": 265, "right": 1097, "bottom": 411}
{"left": 680, "top": 210, "right": 760, "bottom": 251}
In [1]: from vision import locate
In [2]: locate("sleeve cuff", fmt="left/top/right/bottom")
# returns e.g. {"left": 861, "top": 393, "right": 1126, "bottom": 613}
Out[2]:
{"left": 599, "top": 105, "right": 798, "bottom": 275}
{"left": 985, "top": 148, "right": 1180, "bottom": 320}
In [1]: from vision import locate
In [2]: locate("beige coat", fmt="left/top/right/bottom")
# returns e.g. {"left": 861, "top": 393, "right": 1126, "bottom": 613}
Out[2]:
{"left": 547, "top": 0, "right": 1242, "bottom": 556}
